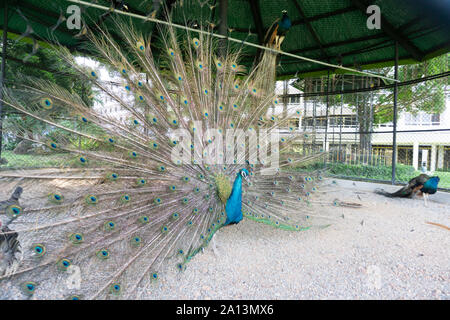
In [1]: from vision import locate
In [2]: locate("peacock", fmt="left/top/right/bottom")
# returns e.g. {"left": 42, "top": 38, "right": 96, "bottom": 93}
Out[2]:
{"left": 264, "top": 10, "right": 292, "bottom": 50}
{"left": 374, "top": 174, "right": 440, "bottom": 206}
{"left": 0, "top": 187, "right": 23, "bottom": 278}
{"left": 0, "top": 10, "right": 332, "bottom": 300}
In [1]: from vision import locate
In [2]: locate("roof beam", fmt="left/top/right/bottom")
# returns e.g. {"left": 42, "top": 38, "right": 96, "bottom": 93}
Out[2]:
{"left": 291, "top": 0, "right": 328, "bottom": 61}
{"left": 280, "top": 24, "right": 444, "bottom": 69}
{"left": 16, "top": 2, "right": 79, "bottom": 39}
{"left": 216, "top": 5, "right": 357, "bottom": 35}
{"left": 291, "top": 5, "right": 357, "bottom": 26}
{"left": 289, "top": 15, "right": 424, "bottom": 56}
{"left": 149, "top": 1, "right": 177, "bottom": 36}
{"left": 248, "top": 0, "right": 265, "bottom": 44}
{"left": 349, "top": 0, "right": 423, "bottom": 61}
{"left": 291, "top": 33, "right": 386, "bottom": 55}
{"left": 65, "top": 0, "right": 399, "bottom": 82}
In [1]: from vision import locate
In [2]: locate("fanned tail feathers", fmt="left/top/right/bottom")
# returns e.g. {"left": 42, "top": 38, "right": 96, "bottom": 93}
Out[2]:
{"left": 0, "top": 12, "right": 332, "bottom": 299}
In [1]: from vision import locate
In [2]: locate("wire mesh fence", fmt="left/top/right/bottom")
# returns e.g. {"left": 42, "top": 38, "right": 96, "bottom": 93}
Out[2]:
{"left": 1, "top": 53, "right": 449, "bottom": 190}
{"left": 280, "top": 54, "right": 450, "bottom": 190}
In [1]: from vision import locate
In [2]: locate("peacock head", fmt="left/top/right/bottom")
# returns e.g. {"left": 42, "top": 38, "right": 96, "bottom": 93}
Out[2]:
{"left": 429, "top": 176, "right": 440, "bottom": 185}
{"left": 239, "top": 168, "right": 250, "bottom": 183}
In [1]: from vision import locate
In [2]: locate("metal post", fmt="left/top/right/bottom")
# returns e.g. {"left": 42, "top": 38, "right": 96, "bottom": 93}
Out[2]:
{"left": 391, "top": 41, "right": 399, "bottom": 185}
{"left": 338, "top": 74, "right": 344, "bottom": 161}
{"left": 218, "top": 0, "right": 228, "bottom": 57}
{"left": 283, "top": 79, "right": 288, "bottom": 121}
{"left": 323, "top": 70, "right": 330, "bottom": 165}
{"left": 302, "top": 80, "right": 307, "bottom": 156}
{"left": 312, "top": 80, "right": 317, "bottom": 152}
{"left": 354, "top": 78, "right": 358, "bottom": 165}
{"left": 368, "top": 79, "right": 374, "bottom": 165}
{"left": 0, "top": 0, "right": 9, "bottom": 160}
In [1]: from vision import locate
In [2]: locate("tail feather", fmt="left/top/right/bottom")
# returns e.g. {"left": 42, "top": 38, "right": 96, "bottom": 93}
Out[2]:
{"left": 374, "top": 188, "right": 397, "bottom": 197}
{"left": 0, "top": 11, "right": 334, "bottom": 299}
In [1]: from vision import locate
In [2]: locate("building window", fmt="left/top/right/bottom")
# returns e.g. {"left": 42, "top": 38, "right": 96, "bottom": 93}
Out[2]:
{"left": 290, "top": 96, "right": 300, "bottom": 104}
{"left": 431, "top": 113, "right": 440, "bottom": 125}
{"left": 404, "top": 112, "right": 440, "bottom": 126}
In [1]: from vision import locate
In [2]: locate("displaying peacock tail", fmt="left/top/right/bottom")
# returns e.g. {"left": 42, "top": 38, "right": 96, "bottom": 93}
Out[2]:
{"left": 0, "top": 12, "right": 332, "bottom": 299}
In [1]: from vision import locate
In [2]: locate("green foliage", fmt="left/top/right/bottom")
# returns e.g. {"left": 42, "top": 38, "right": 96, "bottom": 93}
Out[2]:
{"left": 323, "top": 163, "right": 416, "bottom": 182}
{"left": 4, "top": 41, "right": 93, "bottom": 104}
{"left": 294, "top": 54, "right": 448, "bottom": 125}
{"left": 0, "top": 151, "right": 110, "bottom": 169}
{"left": 2, "top": 140, "right": 18, "bottom": 151}
{"left": 373, "top": 54, "right": 448, "bottom": 124}
{"left": 433, "top": 171, "right": 450, "bottom": 189}
{"left": 0, "top": 151, "right": 71, "bottom": 168}
{"left": 2, "top": 40, "right": 95, "bottom": 152}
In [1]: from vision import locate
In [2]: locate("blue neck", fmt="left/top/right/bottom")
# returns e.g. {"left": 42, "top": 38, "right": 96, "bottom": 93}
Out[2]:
{"left": 280, "top": 14, "right": 291, "bottom": 28}
{"left": 224, "top": 173, "right": 244, "bottom": 225}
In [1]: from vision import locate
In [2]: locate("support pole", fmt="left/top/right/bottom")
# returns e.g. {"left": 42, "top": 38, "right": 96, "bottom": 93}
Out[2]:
{"left": 412, "top": 141, "right": 419, "bottom": 171}
{"left": 391, "top": 41, "right": 399, "bottom": 184}
{"left": 338, "top": 74, "right": 344, "bottom": 161}
{"left": 368, "top": 79, "right": 374, "bottom": 165}
{"left": 283, "top": 79, "right": 288, "bottom": 120}
{"left": 302, "top": 80, "right": 307, "bottom": 156}
{"left": 0, "top": 0, "right": 9, "bottom": 160}
{"left": 430, "top": 144, "right": 437, "bottom": 173}
{"left": 218, "top": 0, "right": 228, "bottom": 57}
{"left": 323, "top": 70, "right": 330, "bottom": 165}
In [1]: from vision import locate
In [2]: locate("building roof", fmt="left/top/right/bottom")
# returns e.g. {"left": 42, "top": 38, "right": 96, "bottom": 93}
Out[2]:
{"left": 1, "top": 0, "right": 449, "bottom": 79}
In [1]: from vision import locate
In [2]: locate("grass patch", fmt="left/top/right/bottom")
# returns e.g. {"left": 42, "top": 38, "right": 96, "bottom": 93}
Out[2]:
{"left": 0, "top": 151, "right": 71, "bottom": 168}
{"left": 0, "top": 151, "right": 107, "bottom": 169}
{"left": 433, "top": 171, "right": 450, "bottom": 189}
{"left": 2, "top": 151, "right": 450, "bottom": 189}
{"left": 289, "top": 162, "right": 450, "bottom": 189}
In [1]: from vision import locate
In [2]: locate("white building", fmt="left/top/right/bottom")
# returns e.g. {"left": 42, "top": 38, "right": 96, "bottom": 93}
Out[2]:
{"left": 277, "top": 80, "right": 450, "bottom": 172}
{"left": 76, "top": 57, "right": 133, "bottom": 122}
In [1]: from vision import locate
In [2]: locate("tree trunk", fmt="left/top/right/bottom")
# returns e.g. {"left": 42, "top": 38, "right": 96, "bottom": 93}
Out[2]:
{"left": 357, "top": 94, "right": 372, "bottom": 164}
{"left": 13, "top": 132, "right": 34, "bottom": 154}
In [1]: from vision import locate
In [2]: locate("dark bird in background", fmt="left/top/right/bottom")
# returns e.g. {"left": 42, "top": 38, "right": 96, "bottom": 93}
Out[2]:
{"left": 264, "top": 10, "right": 292, "bottom": 50}
{"left": 0, "top": 187, "right": 24, "bottom": 276}
{"left": 98, "top": 0, "right": 129, "bottom": 25}
{"left": 0, "top": 187, "right": 23, "bottom": 216}
{"left": 0, "top": 223, "right": 22, "bottom": 277}
{"left": 76, "top": 1, "right": 130, "bottom": 39}
{"left": 375, "top": 174, "right": 440, "bottom": 206}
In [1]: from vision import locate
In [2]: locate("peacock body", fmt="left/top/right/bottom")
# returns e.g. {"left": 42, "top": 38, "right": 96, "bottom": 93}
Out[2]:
{"left": 0, "top": 10, "right": 330, "bottom": 299}
{"left": 374, "top": 174, "right": 440, "bottom": 198}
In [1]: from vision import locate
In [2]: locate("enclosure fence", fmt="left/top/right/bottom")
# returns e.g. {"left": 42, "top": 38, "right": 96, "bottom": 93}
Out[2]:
{"left": 278, "top": 60, "right": 449, "bottom": 190}
{"left": 1, "top": 54, "right": 449, "bottom": 190}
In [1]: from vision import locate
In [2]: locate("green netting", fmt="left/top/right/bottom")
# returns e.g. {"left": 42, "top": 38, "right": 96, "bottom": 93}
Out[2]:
{"left": 0, "top": 0, "right": 449, "bottom": 78}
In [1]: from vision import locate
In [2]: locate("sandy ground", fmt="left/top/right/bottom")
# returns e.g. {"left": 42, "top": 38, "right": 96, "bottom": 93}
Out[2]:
{"left": 149, "top": 179, "right": 449, "bottom": 300}
{"left": 0, "top": 174, "right": 449, "bottom": 300}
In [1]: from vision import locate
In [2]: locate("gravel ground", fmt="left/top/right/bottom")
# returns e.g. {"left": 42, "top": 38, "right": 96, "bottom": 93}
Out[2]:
{"left": 149, "top": 179, "right": 449, "bottom": 300}
{"left": 1, "top": 176, "right": 449, "bottom": 300}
